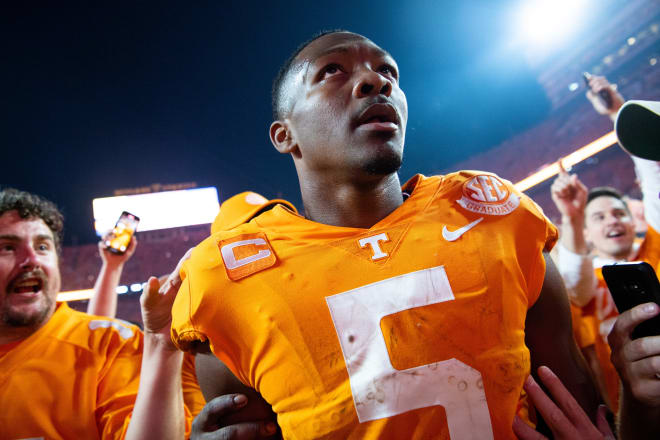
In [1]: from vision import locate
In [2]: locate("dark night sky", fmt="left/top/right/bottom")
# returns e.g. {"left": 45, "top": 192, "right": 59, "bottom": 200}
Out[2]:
{"left": 4, "top": 1, "right": 606, "bottom": 245}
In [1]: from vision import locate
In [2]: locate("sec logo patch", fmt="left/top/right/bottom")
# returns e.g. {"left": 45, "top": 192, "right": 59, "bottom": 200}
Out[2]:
{"left": 219, "top": 232, "right": 276, "bottom": 281}
{"left": 457, "top": 175, "right": 520, "bottom": 216}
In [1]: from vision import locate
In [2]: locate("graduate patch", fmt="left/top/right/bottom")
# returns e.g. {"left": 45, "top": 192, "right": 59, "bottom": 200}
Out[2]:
{"left": 457, "top": 175, "right": 519, "bottom": 216}
{"left": 219, "top": 233, "right": 276, "bottom": 281}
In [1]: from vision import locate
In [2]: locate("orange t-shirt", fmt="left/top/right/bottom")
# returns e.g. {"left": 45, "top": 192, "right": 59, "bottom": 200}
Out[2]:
{"left": 182, "top": 352, "right": 206, "bottom": 418}
{"left": 570, "top": 304, "right": 596, "bottom": 349}
{"left": 0, "top": 302, "right": 200, "bottom": 439}
{"left": 0, "top": 302, "right": 142, "bottom": 439}
{"left": 172, "top": 172, "right": 557, "bottom": 440}
{"left": 581, "top": 225, "right": 660, "bottom": 412}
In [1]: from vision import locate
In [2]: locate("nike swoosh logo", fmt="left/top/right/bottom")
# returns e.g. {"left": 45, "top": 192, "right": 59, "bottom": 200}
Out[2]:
{"left": 442, "top": 217, "right": 484, "bottom": 242}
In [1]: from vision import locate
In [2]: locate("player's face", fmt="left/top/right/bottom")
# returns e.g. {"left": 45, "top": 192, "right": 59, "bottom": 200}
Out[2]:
{"left": 0, "top": 211, "right": 60, "bottom": 328}
{"left": 285, "top": 32, "right": 408, "bottom": 178}
{"left": 584, "top": 196, "right": 635, "bottom": 260}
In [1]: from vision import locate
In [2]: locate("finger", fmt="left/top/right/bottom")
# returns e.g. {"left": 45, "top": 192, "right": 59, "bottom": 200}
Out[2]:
{"left": 522, "top": 374, "right": 574, "bottom": 436}
{"left": 206, "top": 421, "right": 278, "bottom": 440}
{"left": 622, "top": 335, "right": 660, "bottom": 363}
{"left": 193, "top": 394, "right": 249, "bottom": 431}
{"left": 558, "top": 160, "right": 568, "bottom": 176}
{"left": 159, "top": 248, "right": 193, "bottom": 295}
{"left": 536, "top": 366, "right": 592, "bottom": 428}
{"left": 512, "top": 415, "right": 547, "bottom": 440}
{"left": 140, "top": 276, "right": 161, "bottom": 307}
{"left": 596, "top": 405, "right": 615, "bottom": 439}
{"left": 608, "top": 303, "right": 660, "bottom": 348}
{"left": 127, "top": 236, "right": 138, "bottom": 253}
{"left": 630, "top": 354, "right": 660, "bottom": 378}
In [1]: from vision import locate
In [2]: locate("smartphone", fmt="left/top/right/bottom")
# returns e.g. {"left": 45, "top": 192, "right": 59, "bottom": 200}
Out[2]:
{"left": 582, "top": 72, "right": 613, "bottom": 109}
{"left": 602, "top": 261, "right": 660, "bottom": 339}
{"left": 103, "top": 211, "right": 140, "bottom": 255}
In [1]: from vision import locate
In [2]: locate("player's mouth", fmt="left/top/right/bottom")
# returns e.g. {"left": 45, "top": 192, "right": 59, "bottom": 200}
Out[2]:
{"left": 605, "top": 229, "right": 626, "bottom": 239}
{"left": 354, "top": 103, "right": 400, "bottom": 132}
{"left": 8, "top": 273, "right": 46, "bottom": 298}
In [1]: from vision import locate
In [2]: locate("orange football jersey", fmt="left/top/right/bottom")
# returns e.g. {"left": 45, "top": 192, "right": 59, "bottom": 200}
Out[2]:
{"left": 0, "top": 302, "right": 142, "bottom": 439}
{"left": 581, "top": 225, "right": 660, "bottom": 411}
{"left": 172, "top": 172, "right": 557, "bottom": 440}
{"left": 0, "top": 302, "right": 200, "bottom": 440}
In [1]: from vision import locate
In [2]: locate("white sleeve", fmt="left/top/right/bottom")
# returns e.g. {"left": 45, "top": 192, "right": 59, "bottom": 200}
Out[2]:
{"left": 632, "top": 156, "right": 660, "bottom": 232}
{"left": 556, "top": 243, "right": 597, "bottom": 307}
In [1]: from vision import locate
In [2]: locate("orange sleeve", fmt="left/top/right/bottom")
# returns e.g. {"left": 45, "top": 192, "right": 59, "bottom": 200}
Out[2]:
{"left": 517, "top": 190, "right": 559, "bottom": 308}
{"left": 638, "top": 225, "right": 660, "bottom": 269}
{"left": 171, "top": 257, "right": 208, "bottom": 352}
{"left": 571, "top": 304, "right": 596, "bottom": 349}
{"left": 182, "top": 352, "right": 206, "bottom": 419}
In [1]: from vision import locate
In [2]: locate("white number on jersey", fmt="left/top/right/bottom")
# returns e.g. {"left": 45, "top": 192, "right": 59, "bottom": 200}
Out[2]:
{"left": 326, "top": 266, "right": 493, "bottom": 439}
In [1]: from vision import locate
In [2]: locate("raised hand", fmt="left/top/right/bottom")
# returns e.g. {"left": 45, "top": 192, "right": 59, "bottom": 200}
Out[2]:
{"left": 550, "top": 161, "right": 588, "bottom": 221}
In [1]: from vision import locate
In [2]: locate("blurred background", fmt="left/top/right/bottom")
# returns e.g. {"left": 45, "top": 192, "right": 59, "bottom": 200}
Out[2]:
{"left": 2, "top": 0, "right": 659, "bottom": 322}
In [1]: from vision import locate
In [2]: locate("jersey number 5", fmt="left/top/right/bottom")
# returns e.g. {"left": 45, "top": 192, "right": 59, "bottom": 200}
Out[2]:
{"left": 326, "top": 266, "right": 494, "bottom": 439}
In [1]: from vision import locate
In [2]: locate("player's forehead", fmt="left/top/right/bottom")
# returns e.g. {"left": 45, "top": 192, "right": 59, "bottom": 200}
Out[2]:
{"left": 0, "top": 210, "right": 53, "bottom": 240}
{"left": 586, "top": 196, "right": 628, "bottom": 216}
{"left": 295, "top": 32, "right": 395, "bottom": 70}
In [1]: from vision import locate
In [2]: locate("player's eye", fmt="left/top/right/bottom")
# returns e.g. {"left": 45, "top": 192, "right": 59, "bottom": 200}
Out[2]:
{"left": 0, "top": 243, "right": 16, "bottom": 253}
{"left": 318, "top": 63, "right": 344, "bottom": 81}
{"left": 378, "top": 64, "right": 398, "bottom": 80}
{"left": 35, "top": 241, "right": 52, "bottom": 253}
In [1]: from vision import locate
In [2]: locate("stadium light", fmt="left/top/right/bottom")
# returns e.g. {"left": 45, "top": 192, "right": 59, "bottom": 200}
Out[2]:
{"left": 57, "top": 289, "right": 93, "bottom": 302}
{"left": 515, "top": 131, "right": 618, "bottom": 191}
{"left": 93, "top": 187, "right": 220, "bottom": 236}
{"left": 516, "top": 0, "right": 589, "bottom": 49}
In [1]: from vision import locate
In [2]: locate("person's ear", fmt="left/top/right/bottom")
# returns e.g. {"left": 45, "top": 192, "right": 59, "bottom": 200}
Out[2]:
{"left": 270, "top": 120, "right": 299, "bottom": 156}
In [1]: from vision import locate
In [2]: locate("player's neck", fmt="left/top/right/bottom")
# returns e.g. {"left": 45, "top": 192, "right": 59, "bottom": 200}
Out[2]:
{"left": 299, "top": 171, "right": 404, "bottom": 229}
{"left": 0, "top": 306, "right": 55, "bottom": 345}
{"left": 0, "top": 323, "right": 41, "bottom": 345}
{"left": 594, "top": 247, "right": 633, "bottom": 262}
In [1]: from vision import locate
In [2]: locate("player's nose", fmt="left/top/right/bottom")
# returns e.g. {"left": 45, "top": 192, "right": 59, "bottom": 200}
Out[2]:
{"left": 353, "top": 68, "right": 392, "bottom": 99}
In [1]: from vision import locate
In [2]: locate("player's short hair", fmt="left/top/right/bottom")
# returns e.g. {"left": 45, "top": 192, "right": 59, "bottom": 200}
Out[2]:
{"left": 271, "top": 29, "right": 349, "bottom": 120}
{"left": 0, "top": 188, "right": 64, "bottom": 253}
{"left": 586, "top": 186, "right": 630, "bottom": 213}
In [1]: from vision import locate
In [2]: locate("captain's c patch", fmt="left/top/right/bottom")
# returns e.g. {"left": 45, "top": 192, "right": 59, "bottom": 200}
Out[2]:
{"left": 219, "top": 233, "right": 276, "bottom": 281}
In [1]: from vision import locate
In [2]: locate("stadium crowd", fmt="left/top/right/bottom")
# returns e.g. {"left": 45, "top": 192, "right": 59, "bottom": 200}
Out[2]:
{"left": 1, "top": 30, "right": 660, "bottom": 440}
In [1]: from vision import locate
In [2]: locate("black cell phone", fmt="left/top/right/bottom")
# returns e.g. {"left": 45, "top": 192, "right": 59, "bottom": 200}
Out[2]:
{"left": 602, "top": 261, "right": 660, "bottom": 339}
{"left": 103, "top": 211, "right": 140, "bottom": 255}
{"left": 582, "top": 71, "right": 613, "bottom": 109}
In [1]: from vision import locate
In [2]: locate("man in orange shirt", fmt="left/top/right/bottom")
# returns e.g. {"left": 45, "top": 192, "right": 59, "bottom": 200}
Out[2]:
{"left": 551, "top": 77, "right": 660, "bottom": 413}
{"left": 172, "top": 31, "right": 599, "bottom": 439}
{"left": 0, "top": 187, "right": 188, "bottom": 439}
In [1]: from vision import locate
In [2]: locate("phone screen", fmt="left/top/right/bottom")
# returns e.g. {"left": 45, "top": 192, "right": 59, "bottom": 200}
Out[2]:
{"left": 103, "top": 211, "right": 140, "bottom": 254}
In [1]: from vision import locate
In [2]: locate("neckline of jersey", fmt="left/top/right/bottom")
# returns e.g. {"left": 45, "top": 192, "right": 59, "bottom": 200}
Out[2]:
{"left": 261, "top": 173, "right": 440, "bottom": 234}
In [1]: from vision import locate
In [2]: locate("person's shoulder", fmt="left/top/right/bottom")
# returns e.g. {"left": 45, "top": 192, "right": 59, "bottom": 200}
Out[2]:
{"left": 51, "top": 304, "right": 142, "bottom": 353}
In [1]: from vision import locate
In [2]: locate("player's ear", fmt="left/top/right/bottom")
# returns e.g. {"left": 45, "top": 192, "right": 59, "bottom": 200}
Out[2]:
{"left": 270, "top": 120, "right": 299, "bottom": 156}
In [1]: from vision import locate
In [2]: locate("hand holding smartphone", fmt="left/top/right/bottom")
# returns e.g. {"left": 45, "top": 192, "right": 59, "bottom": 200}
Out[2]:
{"left": 602, "top": 261, "right": 660, "bottom": 339}
{"left": 583, "top": 72, "right": 613, "bottom": 110}
{"left": 103, "top": 211, "right": 140, "bottom": 255}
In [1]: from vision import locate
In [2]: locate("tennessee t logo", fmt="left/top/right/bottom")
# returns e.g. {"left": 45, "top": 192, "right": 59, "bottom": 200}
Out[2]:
{"left": 358, "top": 233, "right": 389, "bottom": 260}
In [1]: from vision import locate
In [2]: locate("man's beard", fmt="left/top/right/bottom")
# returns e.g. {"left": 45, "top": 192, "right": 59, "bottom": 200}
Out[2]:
{"left": 1, "top": 293, "right": 53, "bottom": 327}
{"left": 362, "top": 149, "right": 403, "bottom": 176}
{"left": 2, "top": 273, "right": 54, "bottom": 327}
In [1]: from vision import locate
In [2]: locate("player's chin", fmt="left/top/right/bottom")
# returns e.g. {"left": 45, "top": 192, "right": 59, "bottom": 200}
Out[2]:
{"left": 360, "top": 148, "right": 403, "bottom": 176}
{"left": 2, "top": 301, "right": 51, "bottom": 327}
